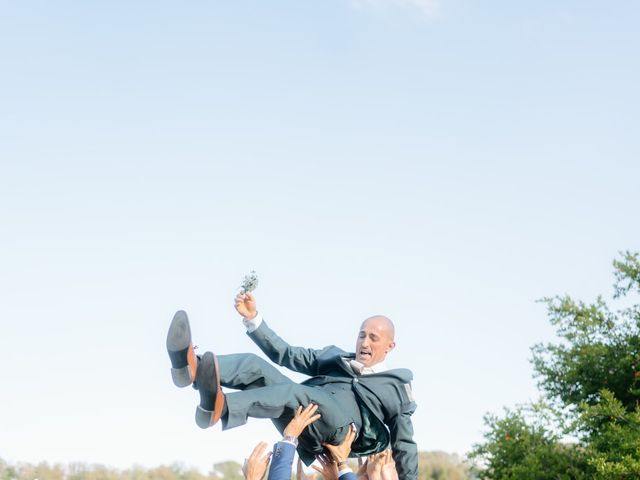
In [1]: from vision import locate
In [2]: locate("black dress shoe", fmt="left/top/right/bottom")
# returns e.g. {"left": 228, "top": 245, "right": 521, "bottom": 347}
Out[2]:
{"left": 195, "top": 351, "right": 226, "bottom": 428}
{"left": 166, "top": 310, "right": 198, "bottom": 388}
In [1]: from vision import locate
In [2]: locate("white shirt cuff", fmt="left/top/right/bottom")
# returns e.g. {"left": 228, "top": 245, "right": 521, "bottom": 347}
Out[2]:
{"left": 242, "top": 312, "right": 263, "bottom": 333}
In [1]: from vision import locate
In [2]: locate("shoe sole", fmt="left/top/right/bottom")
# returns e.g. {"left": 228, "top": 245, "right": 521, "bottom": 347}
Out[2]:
{"left": 195, "top": 352, "right": 225, "bottom": 428}
{"left": 166, "top": 310, "right": 197, "bottom": 388}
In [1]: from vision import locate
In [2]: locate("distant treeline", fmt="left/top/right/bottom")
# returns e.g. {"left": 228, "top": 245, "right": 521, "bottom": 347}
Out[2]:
{"left": 1, "top": 451, "right": 474, "bottom": 480}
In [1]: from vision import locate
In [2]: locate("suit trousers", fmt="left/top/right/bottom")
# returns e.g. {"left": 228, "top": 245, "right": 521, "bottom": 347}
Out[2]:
{"left": 218, "top": 353, "right": 362, "bottom": 462}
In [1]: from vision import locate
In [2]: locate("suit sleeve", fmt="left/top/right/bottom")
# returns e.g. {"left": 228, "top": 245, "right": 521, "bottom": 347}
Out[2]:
{"left": 388, "top": 407, "right": 418, "bottom": 480}
{"left": 339, "top": 471, "right": 357, "bottom": 480}
{"left": 267, "top": 442, "right": 296, "bottom": 480}
{"left": 248, "top": 320, "right": 337, "bottom": 376}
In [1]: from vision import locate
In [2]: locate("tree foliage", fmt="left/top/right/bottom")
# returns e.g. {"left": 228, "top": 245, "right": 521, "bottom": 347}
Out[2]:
{"left": 470, "top": 405, "right": 588, "bottom": 480}
{"left": 417, "top": 451, "right": 472, "bottom": 480}
{"left": 0, "top": 453, "right": 474, "bottom": 480}
{"left": 472, "top": 251, "right": 640, "bottom": 479}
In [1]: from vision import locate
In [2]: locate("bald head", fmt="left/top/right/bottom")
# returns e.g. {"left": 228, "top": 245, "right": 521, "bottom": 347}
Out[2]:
{"left": 355, "top": 315, "right": 397, "bottom": 367}
{"left": 361, "top": 315, "right": 395, "bottom": 339}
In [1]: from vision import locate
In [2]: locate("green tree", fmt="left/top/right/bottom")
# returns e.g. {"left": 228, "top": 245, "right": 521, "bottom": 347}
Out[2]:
{"left": 470, "top": 406, "right": 588, "bottom": 480}
{"left": 472, "top": 251, "right": 640, "bottom": 479}
{"left": 577, "top": 389, "right": 640, "bottom": 479}
{"left": 0, "top": 458, "right": 18, "bottom": 480}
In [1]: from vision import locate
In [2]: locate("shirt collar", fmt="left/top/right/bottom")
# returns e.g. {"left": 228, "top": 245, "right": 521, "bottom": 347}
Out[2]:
{"left": 347, "top": 358, "right": 388, "bottom": 375}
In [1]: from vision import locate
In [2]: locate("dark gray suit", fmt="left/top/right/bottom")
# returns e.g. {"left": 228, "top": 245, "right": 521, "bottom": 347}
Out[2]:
{"left": 217, "top": 320, "right": 418, "bottom": 479}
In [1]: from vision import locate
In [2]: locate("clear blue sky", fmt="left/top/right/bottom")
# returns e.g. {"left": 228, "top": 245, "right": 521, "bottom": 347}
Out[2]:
{"left": 1, "top": 0, "right": 638, "bottom": 473}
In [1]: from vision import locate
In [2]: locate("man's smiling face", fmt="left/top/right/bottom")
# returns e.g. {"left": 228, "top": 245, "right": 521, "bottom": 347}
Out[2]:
{"left": 355, "top": 316, "right": 396, "bottom": 368}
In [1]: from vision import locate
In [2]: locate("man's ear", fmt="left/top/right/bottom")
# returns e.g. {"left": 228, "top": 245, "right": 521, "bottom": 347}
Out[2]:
{"left": 386, "top": 341, "right": 396, "bottom": 354}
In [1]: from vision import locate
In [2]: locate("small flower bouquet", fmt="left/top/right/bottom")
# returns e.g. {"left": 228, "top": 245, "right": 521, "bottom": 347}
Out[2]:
{"left": 240, "top": 270, "right": 259, "bottom": 293}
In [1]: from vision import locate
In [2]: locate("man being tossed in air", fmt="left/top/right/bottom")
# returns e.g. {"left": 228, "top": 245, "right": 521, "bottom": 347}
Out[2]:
{"left": 166, "top": 292, "right": 417, "bottom": 479}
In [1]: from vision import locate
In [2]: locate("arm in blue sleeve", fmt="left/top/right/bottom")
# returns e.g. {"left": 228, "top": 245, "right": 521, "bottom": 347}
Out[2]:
{"left": 267, "top": 441, "right": 296, "bottom": 480}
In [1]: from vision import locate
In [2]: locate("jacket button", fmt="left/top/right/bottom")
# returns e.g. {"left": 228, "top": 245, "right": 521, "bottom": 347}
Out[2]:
{"left": 353, "top": 378, "right": 359, "bottom": 383}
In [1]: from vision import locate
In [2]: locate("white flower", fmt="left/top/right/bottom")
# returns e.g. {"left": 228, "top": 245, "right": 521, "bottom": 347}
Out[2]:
{"left": 240, "top": 270, "right": 259, "bottom": 293}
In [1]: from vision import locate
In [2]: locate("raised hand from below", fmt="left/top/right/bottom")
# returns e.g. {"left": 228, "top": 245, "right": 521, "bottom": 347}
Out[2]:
{"left": 323, "top": 423, "right": 357, "bottom": 464}
{"left": 297, "top": 458, "right": 319, "bottom": 480}
{"left": 379, "top": 450, "right": 398, "bottom": 480}
{"left": 284, "top": 404, "right": 321, "bottom": 438}
{"left": 242, "top": 441, "right": 271, "bottom": 480}
{"left": 312, "top": 453, "right": 339, "bottom": 480}
{"left": 365, "top": 450, "right": 397, "bottom": 480}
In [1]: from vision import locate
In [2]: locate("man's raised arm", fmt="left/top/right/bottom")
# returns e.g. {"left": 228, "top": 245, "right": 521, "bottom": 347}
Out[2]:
{"left": 234, "top": 292, "right": 341, "bottom": 376}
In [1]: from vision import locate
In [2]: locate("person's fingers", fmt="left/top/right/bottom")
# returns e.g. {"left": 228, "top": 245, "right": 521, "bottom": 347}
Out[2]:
{"left": 297, "top": 458, "right": 304, "bottom": 480}
{"left": 358, "top": 457, "right": 364, "bottom": 467}
{"left": 304, "top": 403, "right": 319, "bottom": 414}
{"left": 311, "top": 464, "right": 323, "bottom": 474}
{"left": 249, "top": 441, "right": 268, "bottom": 460}
{"left": 298, "top": 403, "right": 318, "bottom": 419}
{"left": 303, "top": 413, "right": 321, "bottom": 427}
{"left": 247, "top": 292, "right": 255, "bottom": 302}
{"left": 321, "top": 453, "right": 333, "bottom": 466}
{"left": 324, "top": 444, "right": 340, "bottom": 461}
{"left": 322, "top": 443, "right": 335, "bottom": 454}
{"left": 346, "top": 425, "right": 356, "bottom": 444}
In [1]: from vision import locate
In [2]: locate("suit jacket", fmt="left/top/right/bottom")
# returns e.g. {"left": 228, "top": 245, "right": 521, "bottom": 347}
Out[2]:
{"left": 249, "top": 321, "right": 418, "bottom": 480}
{"left": 268, "top": 441, "right": 357, "bottom": 480}
{"left": 268, "top": 441, "right": 296, "bottom": 480}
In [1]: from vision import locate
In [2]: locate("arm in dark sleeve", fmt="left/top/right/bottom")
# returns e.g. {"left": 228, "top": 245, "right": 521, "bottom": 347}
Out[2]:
{"left": 267, "top": 442, "right": 296, "bottom": 480}
{"left": 339, "top": 471, "right": 357, "bottom": 480}
{"left": 248, "top": 320, "right": 341, "bottom": 376}
{"left": 388, "top": 408, "right": 418, "bottom": 480}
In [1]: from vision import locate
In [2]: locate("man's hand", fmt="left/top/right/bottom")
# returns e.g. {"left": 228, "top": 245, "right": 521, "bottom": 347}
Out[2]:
{"left": 297, "top": 458, "right": 319, "bottom": 480}
{"left": 357, "top": 457, "right": 368, "bottom": 480}
{"left": 379, "top": 450, "right": 398, "bottom": 480}
{"left": 235, "top": 292, "right": 257, "bottom": 319}
{"left": 365, "top": 450, "right": 397, "bottom": 480}
{"left": 366, "top": 453, "right": 383, "bottom": 480}
{"left": 312, "top": 454, "right": 339, "bottom": 480}
{"left": 242, "top": 441, "right": 271, "bottom": 480}
{"left": 323, "top": 423, "right": 357, "bottom": 463}
{"left": 284, "top": 404, "right": 321, "bottom": 438}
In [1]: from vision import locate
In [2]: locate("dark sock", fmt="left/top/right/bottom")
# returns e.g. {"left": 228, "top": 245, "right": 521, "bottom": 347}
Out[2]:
{"left": 197, "top": 352, "right": 219, "bottom": 412}
{"left": 192, "top": 354, "right": 203, "bottom": 390}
